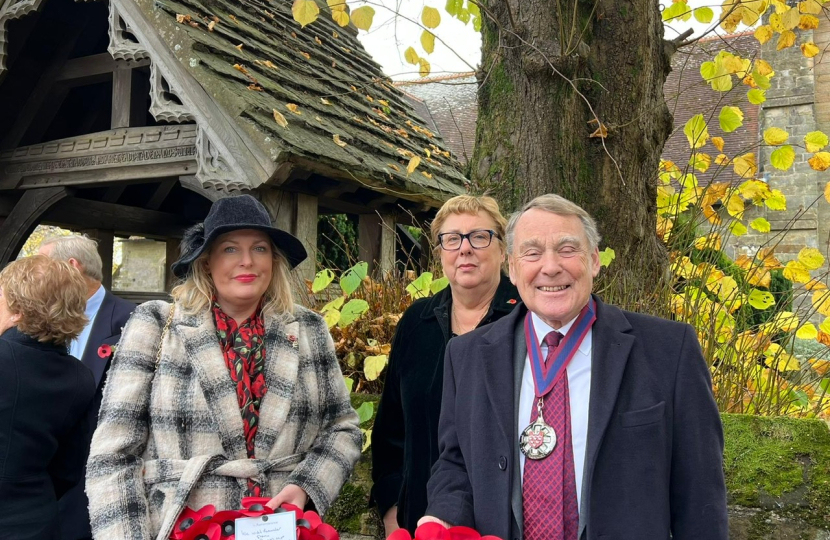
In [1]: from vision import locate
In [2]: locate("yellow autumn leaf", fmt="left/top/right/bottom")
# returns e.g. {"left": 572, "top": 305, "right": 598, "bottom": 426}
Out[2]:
{"left": 327, "top": 0, "right": 346, "bottom": 11}
{"left": 799, "top": 14, "right": 820, "bottom": 29}
{"left": 809, "top": 358, "right": 830, "bottom": 376}
{"left": 407, "top": 156, "right": 421, "bottom": 174}
{"left": 782, "top": 5, "right": 802, "bottom": 29}
{"left": 404, "top": 46, "right": 419, "bottom": 65}
{"left": 798, "top": 247, "right": 825, "bottom": 270}
{"left": 773, "top": 311, "right": 801, "bottom": 332}
{"left": 806, "top": 279, "right": 827, "bottom": 291}
{"left": 783, "top": 260, "right": 811, "bottom": 283}
{"left": 806, "top": 131, "right": 829, "bottom": 152}
{"left": 351, "top": 6, "right": 375, "bottom": 30}
{"left": 690, "top": 152, "right": 712, "bottom": 173}
{"left": 797, "top": 323, "right": 819, "bottom": 340}
{"left": 799, "top": 0, "right": 823, "bottom": 14}
{"left": 750, "top": 217, "right": 771, "bottom": 233}
{"left": 333, "top": 134, "right": 347, "bottom": 148}
{"left": 272, "top": 109, "right": 289, "bottom": 128}
{"left": 764, "top": 127, "right": 789, "bottom": 145}
{"left": 755, "top": 59, "right": 774, "bottom": 77}
{"left": 331, "top": 10, "right": 350, "bottom": 27}
{"left": 694, "top": 233, "right": 722, "bottom": 251}
{"left": 726, "top": 193, "right": 745, "bottom": 218}
{"left": 730, "top": 220, "right": 748, "bottom": 236}
{"left": 802, "top": 42, "right": 820, "bottom": 58}
{"left": 764, "top": 350, "right": 801, "bottom": 371}
{"left": 733, "top": 153, "right": 757, "bottom": 178}
{"left": 825, "top": 181, "right": 830, "bottom": 203}
{"left": 286, "top": 103, "right": 301, "bottom": 115}
{"left": 421, "top": 30, "right": 435, "bottom": 54}
{"left": 364, "top": 354, "right": 388, "bottom": 381}
{"left": 418, "top": 57, "right": 431, "bottom": 77}
{"left": 810, "top": 152, "right": 830, "bottom": 171}
{"left": 292, "top": 0, "right": 320, "bottom": 27}
{"left": 755, "top": 24, "right": 774, "bottom": 44}
{"left": 739, "top": 179, "right": 771, "bottom": 202}
{"left": 684, "top": 114, "right": 710, "bottom": 149}
{"left": 421, "top": 6, "right": 441, "bottom": 29}
{"left": 821, "top": 317, "right": 830, "bottom": 334}
{"left": 765, "top": 189, "right": 787, "bottom": 210}
{"left": 815, "top": 291, "right": 830, "bottom": 317}
{"left": 770, "top": 145, "right": 795, "bottom": 170}
{"left": 712, "top": 136, "right": 725, "bottom": 152}
{"left": 778, "top": 30, "right": 796, "bottom": 50}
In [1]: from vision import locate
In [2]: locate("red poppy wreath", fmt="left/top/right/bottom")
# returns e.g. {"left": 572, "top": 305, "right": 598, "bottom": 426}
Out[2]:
{"left": 387, "top": 523, "right": 503, "bottom": 540}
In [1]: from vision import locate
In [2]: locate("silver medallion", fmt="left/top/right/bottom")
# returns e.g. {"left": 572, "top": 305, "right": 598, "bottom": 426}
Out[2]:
{"left": 520, "top": 398, "right": 557, "bottom": 459}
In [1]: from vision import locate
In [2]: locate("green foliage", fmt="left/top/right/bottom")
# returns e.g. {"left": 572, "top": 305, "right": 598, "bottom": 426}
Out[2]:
{"left": 317, "top": 214, "right": 358, "bottom": 272}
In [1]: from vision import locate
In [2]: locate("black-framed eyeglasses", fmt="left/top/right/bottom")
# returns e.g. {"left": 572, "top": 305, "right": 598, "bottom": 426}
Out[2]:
{"left": 438, "top": 229, "right": 499, "bottom": 251}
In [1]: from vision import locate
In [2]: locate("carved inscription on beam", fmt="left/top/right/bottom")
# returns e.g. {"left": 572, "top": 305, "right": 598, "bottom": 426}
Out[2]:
{"left": 0, "top": 125, "right": 198, "bottom": 188}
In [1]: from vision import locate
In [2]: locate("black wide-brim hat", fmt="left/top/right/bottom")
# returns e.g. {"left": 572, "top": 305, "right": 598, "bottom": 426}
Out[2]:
{"left": 171, "top": 194, "right": 308, "bottom": 278}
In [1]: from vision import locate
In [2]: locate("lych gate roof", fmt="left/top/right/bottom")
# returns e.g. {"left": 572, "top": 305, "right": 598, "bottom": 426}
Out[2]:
{"left": 144, "top": 0, "right": 469, "bottom": 203}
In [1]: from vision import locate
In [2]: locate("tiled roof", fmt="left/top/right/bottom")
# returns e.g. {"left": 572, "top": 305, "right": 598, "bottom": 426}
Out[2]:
{"left": 395, "top": 73, "right": 477, "bottom": 164}
{"left": 663, "top": 32, "right": 761, "bottom": 185}
{"left": 149, "top": 0, "right": 469, "bottom": 204}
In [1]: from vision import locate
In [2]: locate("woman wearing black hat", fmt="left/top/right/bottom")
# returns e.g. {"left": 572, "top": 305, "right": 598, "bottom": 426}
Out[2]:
{"left": 85, "top": 195, "right": 362, "bottom": 540}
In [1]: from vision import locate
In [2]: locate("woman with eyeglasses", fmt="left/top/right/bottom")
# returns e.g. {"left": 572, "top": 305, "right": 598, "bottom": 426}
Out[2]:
{"left": 371, "top": 195, "right": 519, "bottom": 536}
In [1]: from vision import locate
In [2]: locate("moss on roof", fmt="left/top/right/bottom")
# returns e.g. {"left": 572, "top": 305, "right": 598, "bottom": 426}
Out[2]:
{"left": 144, "top": 0, "right": 468, "bottom": 206}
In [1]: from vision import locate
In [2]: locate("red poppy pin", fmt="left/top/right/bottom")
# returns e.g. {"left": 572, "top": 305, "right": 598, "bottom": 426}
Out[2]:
{"left": 288, "top": 335, "right": 298, "bottom": 349}
{"left": 507, "top": 299, "right": 517, "bottom": 305}
{"left": 97, "top": 344, "right": 114, "bottom": 359}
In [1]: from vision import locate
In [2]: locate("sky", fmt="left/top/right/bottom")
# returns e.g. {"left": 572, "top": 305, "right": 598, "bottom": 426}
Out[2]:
{"left": 351, "top": 1, "right": 741, "bottom": 81}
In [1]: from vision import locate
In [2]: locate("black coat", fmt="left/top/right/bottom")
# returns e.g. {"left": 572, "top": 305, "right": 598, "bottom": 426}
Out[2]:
{"left": 371, "top": 275, "right": 519, "bottom": 533}
{"left": 57, "top": 291, "right": 134, "bottom": 540}
{"left": 0, "top": 328, "right": 96, "bottom": 540}
{"left": 426, "top": 298, "right": 728, "bottom": 540}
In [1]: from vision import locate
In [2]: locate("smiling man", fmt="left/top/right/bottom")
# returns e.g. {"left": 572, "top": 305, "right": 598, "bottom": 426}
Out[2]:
{"left": 421, "top": 194, "right": 728, "bottom": 540}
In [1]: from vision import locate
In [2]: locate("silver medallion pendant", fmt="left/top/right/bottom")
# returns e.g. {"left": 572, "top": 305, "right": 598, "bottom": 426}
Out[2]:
{"left": 520, "top": 398, "right": 557, "bottom": 459}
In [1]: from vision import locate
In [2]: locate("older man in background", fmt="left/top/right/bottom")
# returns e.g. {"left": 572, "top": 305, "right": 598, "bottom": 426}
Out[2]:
{"left": 39, "top": 234, "right": 134, "bottom": 540}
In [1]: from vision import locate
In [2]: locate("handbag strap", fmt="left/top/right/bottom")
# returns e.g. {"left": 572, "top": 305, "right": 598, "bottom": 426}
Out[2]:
{"left": 155, "top": 303, "right": 176, "bottom": 368}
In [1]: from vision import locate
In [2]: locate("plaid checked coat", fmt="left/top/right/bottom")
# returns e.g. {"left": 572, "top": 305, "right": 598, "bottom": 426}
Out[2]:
{"left": 86, "top": 300, "right": 361, "bottom": 540}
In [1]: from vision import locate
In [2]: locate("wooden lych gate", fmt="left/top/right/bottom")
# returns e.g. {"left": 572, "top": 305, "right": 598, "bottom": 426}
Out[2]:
{"left": 0, "top": 0, "right": 468, "bottom": 294}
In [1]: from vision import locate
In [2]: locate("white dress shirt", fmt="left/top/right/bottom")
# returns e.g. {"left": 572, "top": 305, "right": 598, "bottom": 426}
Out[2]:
{"left": 70, "top": 284, "right": 105, "bottom": 359}
{"left": 518, "top": 311, "right": 593, "bottom": 512}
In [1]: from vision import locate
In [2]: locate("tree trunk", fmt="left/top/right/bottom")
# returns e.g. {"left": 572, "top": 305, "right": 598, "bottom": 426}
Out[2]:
{"left": 472, "top": 0, "right": 672, "bottom": 304}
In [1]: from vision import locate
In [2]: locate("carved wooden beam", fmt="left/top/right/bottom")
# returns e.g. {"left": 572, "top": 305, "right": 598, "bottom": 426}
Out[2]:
{"left": 0, "top": 0, "right": 48, "bottom": 79}
{"left": 0, "top": 185, "right": 67, "bottom": 265}
{"left": 44, "top": 196, "right": 192, "bottom": 237}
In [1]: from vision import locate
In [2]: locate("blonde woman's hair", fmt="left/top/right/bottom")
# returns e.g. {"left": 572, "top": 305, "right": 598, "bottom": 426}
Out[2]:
{"left": 430, "top": 194, "right": 508, "bottom": 256}
{"left": 0, "top": 255, "right": 88, "bottom": 345}
{"left": 170, "top": 241, "right": 294, "bottom": 318}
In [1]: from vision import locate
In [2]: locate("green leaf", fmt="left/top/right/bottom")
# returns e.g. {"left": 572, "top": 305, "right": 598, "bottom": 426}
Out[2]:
{"left": 364, "top": 354, "right": 388, "bottom": 381}
{"left": 455, "top": 7, "right": 470, "bottom": 24}
{"left": 422, "top": 6, "right": 441, "bottom": 29}
{"left": 747, "top": 89, "right": 766, "bottom": 105}
{"left": 805, "top": 131, "right": 830, "bottom": 153}
{"left": 662, "top": 1, "right": 691, "bottom": 21}
{"left": 322, "top": 309, "right": 340, "bottom": 328}
{"left": 430, "top": 276, "right": 449, "bottom": 294}
{"left": 312, "top": 269, "right": 335, "bottom": 293}
{"left": 355, "top": 401, "right": 374, "bottom": 424}
{"left": 599, "top": 247, "right": 615, "bottom": 267}
{"left": 770, "top": 145, "right": 795, "bottom": 170}
{"left": 748, "top": 288, "right": 775, "bottom": 310}
{"left": 445, "top": 0, "right": 463, "bottom": 16}
{"left": 790, "top": 389, "right": 810, "bottom": 409}
{"left": 719, "top": 106, "right": 744, "bottom": 133}
{"left": 752, "top": 69, "right": 771, "bottom": 90}
{"left": 339, "top": 262, "right": 369, "bottom": 295}
{"left": 321, "top": 296, "right": 345, "bottom": 313}
{"left": 729, "top": 220, "right": 748, "bottom": 236}
{"left": 338, "top": 299, "right": 369, "bottom": 327}
{"left": 350, "top": 6, "right": 375, "bottom": 30}
{"left": 472, "top": 14, "right": 482, "bottom": 31}
{"left": 406, "top": 271, "right": 433, "bottom": 299}
{"left": 693, "top": 6, "right": 714, "bottom": 23}
{"left": 344, "top": 376, "right": 354, "bottom": 393}
{"left": 683, "top": 114, "right": 709, "bottom": 149}
{"left": 750, "top": 217, "right": 771, "bottom": 233}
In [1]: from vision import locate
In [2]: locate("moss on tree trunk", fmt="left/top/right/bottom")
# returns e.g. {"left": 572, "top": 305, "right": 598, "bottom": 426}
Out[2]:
{"left": 472, "top": 0, "right": 673, "bottom": 300}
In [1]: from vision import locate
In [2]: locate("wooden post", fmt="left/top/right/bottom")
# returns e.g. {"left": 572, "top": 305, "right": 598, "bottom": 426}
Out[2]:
{"left": 359, "top": 212, "right": 396, "bottom": 276}
{"left": 81, "top": 229, "right": 115, "bottom": 289}
{"left": 111, "top": 65, "right": 133, "bottom": 129}
{"left": 294, "top": 193, "right": 318, "bottom": 284}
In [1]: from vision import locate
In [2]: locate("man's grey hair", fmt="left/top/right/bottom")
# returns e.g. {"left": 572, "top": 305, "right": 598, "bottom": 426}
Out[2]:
{"left": 505, "top": 194, "right": 602, "bottom": 253}
{"left": 40, "top": 234, "right": 104, "bottom": 282}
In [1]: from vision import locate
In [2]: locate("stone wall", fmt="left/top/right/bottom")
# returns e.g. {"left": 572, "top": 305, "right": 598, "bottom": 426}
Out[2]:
{"left": 333, "top": 396, "right": 830, "bottom": 539}
{"left": 112, "top": 238, "right": 167, "bottom": 292}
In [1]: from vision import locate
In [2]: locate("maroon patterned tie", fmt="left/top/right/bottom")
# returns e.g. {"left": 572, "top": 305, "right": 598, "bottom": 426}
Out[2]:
{"left": 522, "top": 331, "right": 579, "bottom": 540}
